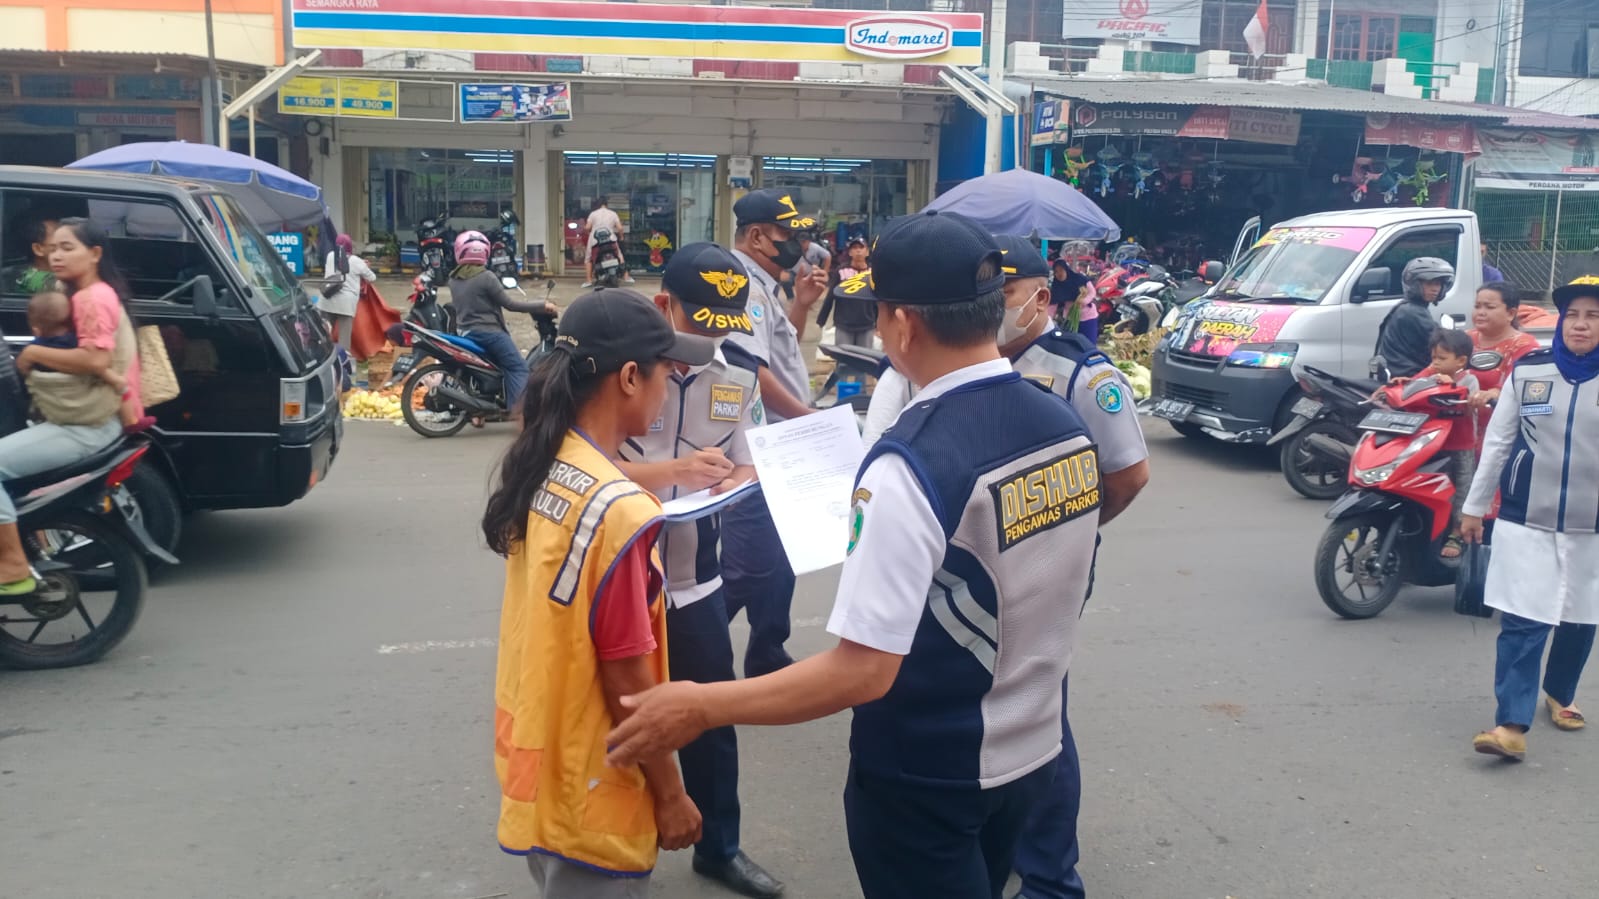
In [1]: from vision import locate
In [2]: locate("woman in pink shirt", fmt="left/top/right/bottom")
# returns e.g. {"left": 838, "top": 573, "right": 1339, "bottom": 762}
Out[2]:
{"left": 0, "top": 218, "right": 141, "bottom": 595}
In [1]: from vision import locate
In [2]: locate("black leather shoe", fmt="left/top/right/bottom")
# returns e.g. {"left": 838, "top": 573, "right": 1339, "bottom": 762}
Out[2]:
{"left": 692, "top": 851, "right": 785, "bottom": 898}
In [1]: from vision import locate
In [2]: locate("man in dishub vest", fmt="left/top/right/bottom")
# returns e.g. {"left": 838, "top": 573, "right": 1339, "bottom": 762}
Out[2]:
{"left": 604, "top": 210, "right": 1104, "bottom": 899}
{"left": 616, "top": 242, "right": 784, "bottom": 898}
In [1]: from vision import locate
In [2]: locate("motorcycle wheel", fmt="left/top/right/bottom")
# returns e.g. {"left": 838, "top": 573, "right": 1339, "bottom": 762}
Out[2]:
{"left": 0, "top": 512, "right": 147, "bottom": 669}
{"left": 1313, "top": 513, "right": 1404, "bottom": 620}
{"left": 118, "top": 464, "right": 183, "bottom": 563}
{"left": 401, "top": 362, "right": 470, "bottom": 438}
{"left": 1281, "top": 421, "right": 1356, "bottom": 501}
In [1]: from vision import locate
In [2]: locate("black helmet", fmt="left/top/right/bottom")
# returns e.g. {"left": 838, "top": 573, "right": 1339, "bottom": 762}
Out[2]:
{"left": 1401, "top": 257, "right": 1454, "bottom": 301}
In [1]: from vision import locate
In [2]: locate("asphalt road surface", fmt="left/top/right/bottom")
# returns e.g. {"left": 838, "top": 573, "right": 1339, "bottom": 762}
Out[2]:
{"left": 4, "top": 420, "right": 1595, "bottom": 899}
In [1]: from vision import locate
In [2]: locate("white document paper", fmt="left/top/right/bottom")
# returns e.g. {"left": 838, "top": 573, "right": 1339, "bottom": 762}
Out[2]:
{"left": 743, "top": 404, "right": 867, "bottom": 574}
{"left": 659, "top": 479, "right": 757, "bottom": 522}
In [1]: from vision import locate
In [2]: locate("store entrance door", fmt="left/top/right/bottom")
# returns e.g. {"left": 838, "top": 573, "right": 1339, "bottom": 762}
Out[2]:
{"left": 562, "top": 152, "right": 718, "bottom": 274}
{"left": 1397, "top": 17, "right": 1437, "bottom": 94}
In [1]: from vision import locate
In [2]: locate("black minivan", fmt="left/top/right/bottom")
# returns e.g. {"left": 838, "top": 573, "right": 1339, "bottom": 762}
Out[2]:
{"left": 0, "top": 167, "right": 342, "bottom": 553}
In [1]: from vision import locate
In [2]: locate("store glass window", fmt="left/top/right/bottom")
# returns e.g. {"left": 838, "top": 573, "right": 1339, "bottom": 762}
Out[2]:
{"left": 562, "top": 152, "right": 718, "bottom": 272}
{"left": 367, "top": 148, "right": 516, "bottom": 244}
{"left": 1520, "top": 1, "right": 1599, "bottom": 77}
{"left": 1317, "top": 11, "right": 1398, "bottom": 61}
{"left": 760, "top": 158, "right": 908, "bottom": 245}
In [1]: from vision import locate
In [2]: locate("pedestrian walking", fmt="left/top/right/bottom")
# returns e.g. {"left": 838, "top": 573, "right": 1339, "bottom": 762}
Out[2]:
{"left": 723, "top": 189, "right": 826, "bottom": 678}
{"left": 605, "top": 210, "right": 1105, "bottom": 899}
{"left": 615, "top": 242, "right": 784, "bottom": 898}
{"left": 1464, "top": 276, "right": 1599, "bottom": 761}
{"left": 820, "top": 236, "right": 876, "bottom": 349}
{"left": 1050, "top": 259, "right": 1096, "bottom": 344}
{"left": 322, "top": 234, "right": 375, "bottom": 351}
{"left": 480, "top": 288, "right": 715, "bottom": 897}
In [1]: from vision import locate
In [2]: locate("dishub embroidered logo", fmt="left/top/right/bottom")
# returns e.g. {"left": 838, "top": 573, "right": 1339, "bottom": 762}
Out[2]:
{"left": 845, "top": 16, "right": 953, "bottom": 60}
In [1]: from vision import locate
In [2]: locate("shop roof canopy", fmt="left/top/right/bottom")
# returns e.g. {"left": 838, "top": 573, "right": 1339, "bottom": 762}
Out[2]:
{"left": 1031, "top": 77, "right": 1507, "bottom": 121}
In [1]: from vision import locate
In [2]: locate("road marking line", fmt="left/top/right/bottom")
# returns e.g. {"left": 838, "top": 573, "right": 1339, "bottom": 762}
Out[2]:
{"left": 377, "top": 638, "right": 498, "bottom": 654}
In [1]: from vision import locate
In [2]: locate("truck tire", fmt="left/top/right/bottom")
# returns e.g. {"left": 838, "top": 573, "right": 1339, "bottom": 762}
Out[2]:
{"left": 121, "top": 465, "right": 183, "bottom": 563}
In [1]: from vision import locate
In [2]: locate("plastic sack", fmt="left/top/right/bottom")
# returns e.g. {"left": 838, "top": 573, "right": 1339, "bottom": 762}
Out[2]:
{"left": 1454, "top": 542, "right": 1493, "bottom": 618}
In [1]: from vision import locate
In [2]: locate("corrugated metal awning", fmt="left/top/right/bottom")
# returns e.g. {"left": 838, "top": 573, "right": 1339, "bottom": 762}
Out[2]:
{"left": 1029, "top": 76, "right": 1507, "bottom": 120}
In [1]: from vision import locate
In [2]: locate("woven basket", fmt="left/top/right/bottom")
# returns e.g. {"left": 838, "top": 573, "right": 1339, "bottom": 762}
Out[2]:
{"left": 137, "top": 325, "right": 181, "bottom": 407}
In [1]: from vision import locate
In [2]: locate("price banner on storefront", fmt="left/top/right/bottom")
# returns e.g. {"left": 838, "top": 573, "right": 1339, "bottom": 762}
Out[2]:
{"left": 1032, "top": 98, "right": 1071, "bottom": 146}
{"left": 460, "top": 83, "right": 573, "bottom": 124}
{"left": 339, "top": 78, "right": 398, "bottom": 118}
{"left": 278, "top": 76, "right": 338, "bottom": 115}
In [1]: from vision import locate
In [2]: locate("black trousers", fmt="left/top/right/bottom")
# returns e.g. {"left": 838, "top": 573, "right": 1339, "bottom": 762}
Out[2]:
{"left": 844, "top": 760, "right": 1054, "bottom": 899}
{"left": 665, "top": 588, "right": 742, "bottom": 862}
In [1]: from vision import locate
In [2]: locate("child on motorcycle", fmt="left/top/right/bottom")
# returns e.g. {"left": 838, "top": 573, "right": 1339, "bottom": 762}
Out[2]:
{"left": 1382, "top": 328, "right": 1481, "bottom": 559}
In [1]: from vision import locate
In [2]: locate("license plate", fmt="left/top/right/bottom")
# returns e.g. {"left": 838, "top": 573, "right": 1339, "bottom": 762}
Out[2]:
{"left": 391, "top": 353, "right": 418, "bottom": 377}
{"left": 1291, "top": 397, "right": 1323, "bottom": 418}
{"left": 1151, "top": 398, "right": 1195, "bottom": 421}
{"left": 1359, "top": 409, "right": 1428, "bottom": 435}
{"left": 491, "top": 255, "right": 511, "bottom": 266}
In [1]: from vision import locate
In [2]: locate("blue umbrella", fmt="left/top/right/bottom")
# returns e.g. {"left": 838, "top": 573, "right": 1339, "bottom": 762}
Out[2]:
{"left": 924, "top": 168, "right": 1121, "bottom": 242}
{"left": 68, "top": 141, "right": 329, "bottom": 233}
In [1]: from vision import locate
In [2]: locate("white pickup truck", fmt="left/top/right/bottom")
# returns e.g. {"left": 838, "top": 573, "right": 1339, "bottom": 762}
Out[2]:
{"left": 1148, "top": 207, "right": 1552, "bottom": 443}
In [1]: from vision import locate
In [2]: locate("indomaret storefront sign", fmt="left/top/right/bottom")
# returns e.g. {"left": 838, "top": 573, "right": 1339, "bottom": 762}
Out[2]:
{"left": 290, "top": 0, "right": 984, "bottom": 66}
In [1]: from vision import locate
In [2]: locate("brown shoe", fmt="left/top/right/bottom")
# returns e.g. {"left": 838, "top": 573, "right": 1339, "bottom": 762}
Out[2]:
{"left": 1473, "top": 727, "right": 1527, "bottom": 761}
{"left": 1546, "top": 695, "right": 1586, "bottom": 731}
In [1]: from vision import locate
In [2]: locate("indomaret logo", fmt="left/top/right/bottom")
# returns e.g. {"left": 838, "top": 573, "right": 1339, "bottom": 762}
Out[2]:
{"left": 845, "top": 16, "right": 954, "bottom": 59}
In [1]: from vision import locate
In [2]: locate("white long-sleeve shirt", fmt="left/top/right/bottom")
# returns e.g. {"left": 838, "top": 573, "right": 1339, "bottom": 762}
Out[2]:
{"left": 322, "top": 251, "right": 375, "bottom": 317}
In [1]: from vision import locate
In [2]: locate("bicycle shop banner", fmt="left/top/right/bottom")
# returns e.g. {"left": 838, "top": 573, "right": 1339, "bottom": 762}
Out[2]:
{"left": 1068, "top": 103, "right": 1301, "bottom": 146}
{"left": 460, "top": 83, "right": 573, "bottom": 124}
{"left": 1474, "top": 130, "right": 1599, "bottom": 192}
{"left": 1061, "top": 0, "right": 1202, "bottom": 45}
{"left": 1363, "top": 114, "right": 1480, "bottom": 155}
{"left": 289, "top": 0, "right": 983, "bottom": 66}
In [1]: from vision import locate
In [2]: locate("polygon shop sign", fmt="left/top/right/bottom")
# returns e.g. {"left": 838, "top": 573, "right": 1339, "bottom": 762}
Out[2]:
{"left": 278, "top": 76, "right": 397, "bottom": 119}
{"left": 268, "top": 232, "right": 305, "bottom": 276}
{"left": 1061, "top": 0, "right": 1201, "bottom": 46}
{"left": 288, "top": 0, "right": 983, "bottom": 66}
{"left": 460, "top": 83, "right": 573, "bottom": 124}
{"left": 1069, "top": 103, "right": 1301, "bottom": 146}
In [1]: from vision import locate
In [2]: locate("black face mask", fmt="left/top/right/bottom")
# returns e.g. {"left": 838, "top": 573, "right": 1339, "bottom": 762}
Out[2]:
{"left": 765, "top": 231, "right": 805, "bottom": 269}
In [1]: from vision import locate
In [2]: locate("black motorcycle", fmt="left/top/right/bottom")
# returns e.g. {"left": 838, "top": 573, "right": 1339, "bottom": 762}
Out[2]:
{"left": 395, "top": 279, "right": 559, "bottom": 437}
{"left": 416, "top": 210, "right": 454, "bottom": 275}
{"left": 0, "top": 437, "right": 177, "bottom": 669}
{"left": 489, "top": 210, "right": 521, "bottom": 283}
{"left": 589, "top": 228, "right": 626, "bottom": 288}
{"left": 1266, "top": 365, "right": 1380, "bottom": 500}
{"left": 814, "top": 343, "right": 887, "bottom": 416}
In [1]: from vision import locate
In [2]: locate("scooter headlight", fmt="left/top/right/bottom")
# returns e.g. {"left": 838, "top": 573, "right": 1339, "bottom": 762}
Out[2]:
{"left": 1352, "top": 428, "right": 1441, "bottom": 485}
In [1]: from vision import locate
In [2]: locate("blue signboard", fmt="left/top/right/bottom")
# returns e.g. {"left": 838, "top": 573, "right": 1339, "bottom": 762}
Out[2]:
{"left": 460, "top": 83, "right": 573, "bottom": 124}
{"left": 268, "top": 232, "right": 305, "bottom": 276}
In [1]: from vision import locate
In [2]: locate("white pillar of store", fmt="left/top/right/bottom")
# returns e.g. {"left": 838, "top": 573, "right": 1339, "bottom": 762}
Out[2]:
{"left": 984, "top": 0, "right": 1008, "bottom": 174}
{"left": 522, "top": 127, "right": 550, "bottom": 273}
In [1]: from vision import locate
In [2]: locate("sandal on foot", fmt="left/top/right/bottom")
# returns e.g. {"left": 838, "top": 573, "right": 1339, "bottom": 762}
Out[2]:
{"left": 0, "top": 576, "right": 37, "bottom": 597}
{"left": 1441, "top": 535, "right": 1464, "bottom": 560}
{"left": 1473, "top": 728, "right": 1527, "bottom": 760}
{"left": 1546, "top": 696, "right": 1586, "bottom": 731}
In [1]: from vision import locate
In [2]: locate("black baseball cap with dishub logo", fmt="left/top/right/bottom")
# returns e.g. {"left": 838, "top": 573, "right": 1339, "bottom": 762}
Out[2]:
{"left": 831, "top": 210, "right": 1005, "bottom": 305}
{"left": 734, "top": 189, "right": 818, "bottom": 230}
{"left": 661, "top": 242, "right": 754, "bottom": 335}
{"left": 991, "top": 234, "right": 1051, "bottom": 280}
{"left": 555, "top": 288, "right": 716, "bottom": 373}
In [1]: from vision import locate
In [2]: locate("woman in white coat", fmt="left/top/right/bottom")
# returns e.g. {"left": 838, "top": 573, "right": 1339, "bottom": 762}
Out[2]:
{"left": 323, "top": 233, "right": 374, "bottom": 351}
{"left": 1464, "top": 277, "right": 1599, "bottom": 761}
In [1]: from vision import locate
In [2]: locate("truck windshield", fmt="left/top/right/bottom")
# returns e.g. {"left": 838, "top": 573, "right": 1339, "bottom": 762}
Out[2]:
{"left": 195, "top": 193, "right": 307, "bottom": 309}
{"left": 1218, "top": 227, "right": 1377, "bottom": 304}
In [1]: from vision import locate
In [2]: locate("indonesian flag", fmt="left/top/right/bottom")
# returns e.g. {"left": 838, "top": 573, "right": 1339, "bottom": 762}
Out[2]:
{"left": 1243, "top": 0, "right": 1269, "bottom": 58}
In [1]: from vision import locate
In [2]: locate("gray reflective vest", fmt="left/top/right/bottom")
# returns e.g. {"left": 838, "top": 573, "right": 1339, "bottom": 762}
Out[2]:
{"left": 1499, "top": 351, "right": 1599, "bottom": 534}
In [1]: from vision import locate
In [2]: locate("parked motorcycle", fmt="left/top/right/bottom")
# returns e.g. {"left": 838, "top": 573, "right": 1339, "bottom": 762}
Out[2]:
{"left": 589, "top": 227, "right": 626, "bottom": 288}
{"left": 0, "top": 436, "right": 177, "bottom": 669}
{"left": 416, "top": 211, "right": 454, "bottom": 275}
{"left": 815, "top": 343, "right": 887, "bottom": 415}
{"left": 1111, "top": 267, "right": 1177, "bottom": 336}
{"left": 1267, "top": 365, "right": 1381, "bottom": 500}
{"left": 1311, "top": 351, "right": 1501, "bottom": 619}
{"left": 396, "top": 279, "right": 559, "bottom": 437}
{"left": 489, "top": 210, "right": 521, "bottom": 283}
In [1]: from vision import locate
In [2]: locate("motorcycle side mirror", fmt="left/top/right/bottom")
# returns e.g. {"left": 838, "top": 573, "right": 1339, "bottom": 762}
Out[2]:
{"left": 1469, "top": 350, "right": 1504, "bottom": 372}
{"left": 501, "top": 276, "right": 518, "bottom": 290}
{"left": 546, "top": 279, "right": 557, "bottom": 291}
{"left": 1199, "top": 260, "right": 1226, "bottom": 283}
{"left": 1352, "top": 267, "right": 1391, "bottom": 303}
{"left": 1369, "top": 354, "right": 1389, "bottom": 381}
{"left": 1439, "top": 313, "right": 1458, "bottom": 330}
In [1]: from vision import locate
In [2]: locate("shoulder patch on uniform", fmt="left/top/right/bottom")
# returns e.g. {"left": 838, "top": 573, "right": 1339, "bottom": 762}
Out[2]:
{"left": 1086, "top": 368, "right": 1116, "bottom": 389}
{"left": 531, "top": 488, "right": 572, "bottom": 524}
{"left": 749, "top": 302, "right": 765, "bottom": 322}
{"left": 1024, "top": 373, "right": 1056, "bottom": 390}
{"left": 751, "top": 399, "right": 764, "bottom": 425}
{"left": 710, "top": 384, "right": 744, "bottom": 421}
{"left": 545, "top": 460, "right": 598, "bottom": 497}
{"left": 1522, "top": 379, "right": 1553, "bottom": 405}
{"left": 990, "top": 447, "right": 1101, "bottom": 551}
{"left": 1095, "top": 381, "right": 1125, "bottom": 413}
{"left": 848, "top": 487, "right": 872, "bottom": 555}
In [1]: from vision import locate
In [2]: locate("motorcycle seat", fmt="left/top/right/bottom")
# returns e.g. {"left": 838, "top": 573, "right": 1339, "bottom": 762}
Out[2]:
{"left": 436, "top": 332, "right": 486, "bottom": 355}
{"left": 3, "top": 438, "right": 132, "bottom": 497}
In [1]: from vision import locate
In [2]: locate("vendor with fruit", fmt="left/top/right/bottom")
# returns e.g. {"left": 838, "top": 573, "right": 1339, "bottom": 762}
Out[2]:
{"left": 1464, "top": 276, "right": 1599, "bottom": 762}
{"left": 614, "top": 243, "right": 785, "bottom": 899}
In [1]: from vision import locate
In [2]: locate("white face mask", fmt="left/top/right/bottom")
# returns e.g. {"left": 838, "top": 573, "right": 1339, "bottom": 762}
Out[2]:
{"left": 997, "top": 291, "right": 1045, "bottom": 346}
{"left": 685, "top": 336, "right": 726, "bottom": 376}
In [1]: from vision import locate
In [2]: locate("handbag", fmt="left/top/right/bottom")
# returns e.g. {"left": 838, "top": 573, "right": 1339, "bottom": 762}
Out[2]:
{"left": 1454, "top": 542, "right": 1494, "bottom": 618}
{"left": 137, "top": 324, "right": 181, "bottom": 407}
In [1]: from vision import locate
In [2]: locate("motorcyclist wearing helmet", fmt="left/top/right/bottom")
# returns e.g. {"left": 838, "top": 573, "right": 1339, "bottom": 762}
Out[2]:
{"left": 448, "top": 230, "right": 556, "bottom": 411}
{"left": 1375, "top": 256, "right": 1454, "bottom": 378}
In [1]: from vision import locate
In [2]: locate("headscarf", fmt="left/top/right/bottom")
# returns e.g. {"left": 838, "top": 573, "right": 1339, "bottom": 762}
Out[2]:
{"left": 335, "top": 234, "right": 354, "bottom": 253}
{"left": 1554, "top": 295, "right": 1599, "bottom": 384}
{"left": 333, "top": 233, "right": 353, "bottom": 275}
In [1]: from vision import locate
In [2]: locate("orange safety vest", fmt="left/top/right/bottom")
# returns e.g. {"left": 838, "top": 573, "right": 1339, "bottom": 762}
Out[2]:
{"left": 494, "top": 431, "right": 667, "bottom": 874}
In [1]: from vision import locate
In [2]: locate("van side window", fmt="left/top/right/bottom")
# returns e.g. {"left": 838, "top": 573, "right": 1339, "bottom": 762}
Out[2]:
{"left": 0, "top": 189, "right": 234, "bottom": 307}
{"left": 1362, "top": 226, "right": 1462, "bottom": 298}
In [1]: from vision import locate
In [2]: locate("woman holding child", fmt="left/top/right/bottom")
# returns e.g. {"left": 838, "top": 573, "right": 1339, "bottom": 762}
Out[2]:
{"left": 0, "top": 218, "right": 142, "bottom": 596}
{"left": 1465, "top": 277, "right": 1599, "bottom": 761}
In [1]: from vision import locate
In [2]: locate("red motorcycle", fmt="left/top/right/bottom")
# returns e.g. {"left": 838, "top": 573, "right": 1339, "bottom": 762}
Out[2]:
{"left": 1312, "top": 351, "right": 1501, "bottom": 619}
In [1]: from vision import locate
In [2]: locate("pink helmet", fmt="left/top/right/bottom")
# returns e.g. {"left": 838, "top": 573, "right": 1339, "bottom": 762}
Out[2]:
{"left": 454, "top": 230, "right": 490, "bottom": 266}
